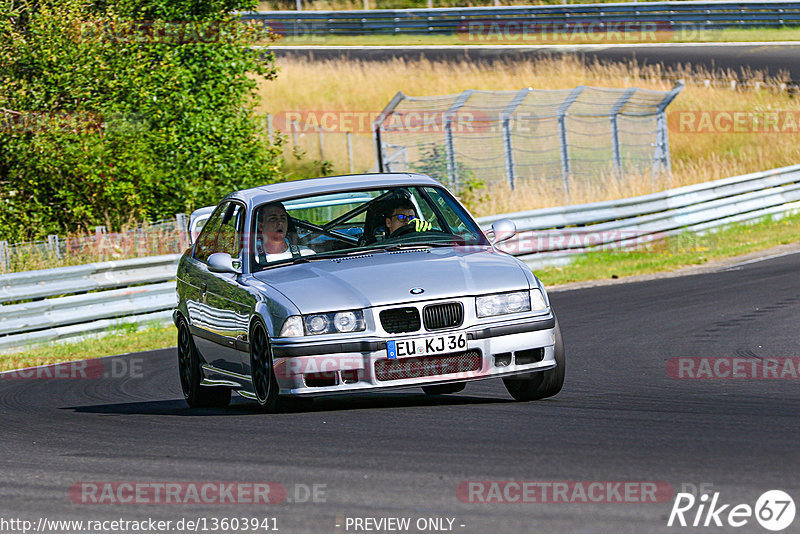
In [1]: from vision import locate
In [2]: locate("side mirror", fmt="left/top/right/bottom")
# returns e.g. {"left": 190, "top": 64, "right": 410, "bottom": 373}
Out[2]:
{"left": 489, "top": 219, "right": 516, "bottom": 244}
{"left": 208, "top": 252, "right": 241, "bottom": 274}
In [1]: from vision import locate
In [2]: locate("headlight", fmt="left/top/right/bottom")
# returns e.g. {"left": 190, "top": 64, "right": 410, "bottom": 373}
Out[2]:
{"left": 476, "top": 290, "right": 532, "bottom": 318}
{"left": 304, "top": 310, "right": 365, "bottom": 335}
{"left": 333, "top": 311, "right": 360, "bottom": 332}
{"left": 279, "top": 316, "right": 304, "bottom": 337}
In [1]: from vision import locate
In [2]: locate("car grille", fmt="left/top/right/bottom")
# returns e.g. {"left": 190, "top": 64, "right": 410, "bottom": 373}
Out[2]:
{"left": 423, "top": 302, "right": 464, "bottom": 331}
{"left": 374, "top": 350, "right": 481, "bottom": 382}
{"left": 380, "top": 307, "right": 421, "bottom": 334}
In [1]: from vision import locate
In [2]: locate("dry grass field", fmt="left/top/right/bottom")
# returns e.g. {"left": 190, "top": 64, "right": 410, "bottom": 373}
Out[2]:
{"left": 257, "top": 55, "right": 800, "bottom": 216}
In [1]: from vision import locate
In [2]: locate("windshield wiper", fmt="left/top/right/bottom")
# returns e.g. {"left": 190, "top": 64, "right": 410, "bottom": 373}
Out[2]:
{"left": 380, "top": 241, "right": 457, "bottom": 250}
{"left": 310, "top": 247, "right": 391, "bottom": 260}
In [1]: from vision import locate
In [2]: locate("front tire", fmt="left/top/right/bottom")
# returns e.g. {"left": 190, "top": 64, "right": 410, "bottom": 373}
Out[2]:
{"left": 177, "top": 317, "right": 231, "bottom": 408}
{"left": 250, "top": 321, "right": 280, "bottom": 413}
{"left": 422, "top": 383, "right": 466, "bottom": 395}
{"left": 503, "top": 315, "right": 565, "bottom": 401}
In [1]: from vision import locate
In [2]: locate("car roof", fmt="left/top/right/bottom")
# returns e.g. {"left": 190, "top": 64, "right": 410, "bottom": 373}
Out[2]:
{"left": 225, "top": 173, "right": 443, "bottom": 207}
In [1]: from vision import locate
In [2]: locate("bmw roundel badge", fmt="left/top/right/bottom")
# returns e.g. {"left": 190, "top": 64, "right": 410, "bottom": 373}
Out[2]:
{"left": 410, "top": 287, "right": 425, "bottom": 295}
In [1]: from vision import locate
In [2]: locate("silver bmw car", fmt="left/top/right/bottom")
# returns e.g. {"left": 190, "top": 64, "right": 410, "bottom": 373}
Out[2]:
{"left": 174, "top": 173, "right": 564, "bottom": 412}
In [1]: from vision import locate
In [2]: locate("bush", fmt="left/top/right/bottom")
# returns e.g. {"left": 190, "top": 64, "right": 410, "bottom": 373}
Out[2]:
{"left": 0, "top": 0, "right": 283, "bottom": 241}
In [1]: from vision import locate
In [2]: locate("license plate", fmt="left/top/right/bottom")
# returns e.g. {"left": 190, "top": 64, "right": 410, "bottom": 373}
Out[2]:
{"left": 387, "top": 332, "right": 467, "bottom": 359}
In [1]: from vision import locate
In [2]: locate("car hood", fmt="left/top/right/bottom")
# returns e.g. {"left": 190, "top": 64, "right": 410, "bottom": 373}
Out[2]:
{"left": 251, "top": 247, "right": 531, "bottom": 313}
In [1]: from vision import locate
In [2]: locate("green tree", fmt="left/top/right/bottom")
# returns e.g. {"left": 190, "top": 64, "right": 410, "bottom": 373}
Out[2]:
{"left": 0, "top": 0, "right": 282, "bottom": 241}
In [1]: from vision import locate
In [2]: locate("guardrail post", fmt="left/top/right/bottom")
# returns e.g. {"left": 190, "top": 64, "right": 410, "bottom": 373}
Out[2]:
{"left": 652, "top": 82, "right": 684, "bottom": 188}
{"left": 501, "top": 88, "right": 532, "bottom": 190}
{"left": 0, "top": 241, "right": 8, "bottom": 272}
{"left": 609, "top": 88, "right": 636, "bottom": 185}
{"left": 557, "top": 86, "right": 585, "bottom": 204}
{"left": 444, "top": 90, "right": 475, "bottom": 192}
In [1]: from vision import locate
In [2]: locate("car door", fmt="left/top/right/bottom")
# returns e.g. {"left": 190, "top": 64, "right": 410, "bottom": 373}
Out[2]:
{"left": 186, "top": 201, "right": 243, "bottom": 375}
{"left": 203, "top": 201, "right": 255, "bottom": 376}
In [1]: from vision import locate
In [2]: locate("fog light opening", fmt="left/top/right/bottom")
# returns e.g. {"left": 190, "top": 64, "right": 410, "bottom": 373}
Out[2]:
{"left": 340, "top": 369, "right": 359, "bottom": 384}
{"left": 304, "top": 372, "right": 338, "bottom": 388}
{"left": 515, "top": 348, "right": 544, "bottom": 365}
{"left": 494, "top": 352, "right": 512, "bottom": 367}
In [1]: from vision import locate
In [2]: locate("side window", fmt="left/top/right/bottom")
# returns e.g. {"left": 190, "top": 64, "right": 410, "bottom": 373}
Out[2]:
{"left": 216, "top": 203, "right": 245, "bottom": 258}
{"left": 193, "top": 202, "right": 228, "bottom": 263}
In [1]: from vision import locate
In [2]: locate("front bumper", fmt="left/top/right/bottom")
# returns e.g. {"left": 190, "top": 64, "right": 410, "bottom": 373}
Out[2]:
{"left": 271, "top": 314, "right": 556, "bottom": 396}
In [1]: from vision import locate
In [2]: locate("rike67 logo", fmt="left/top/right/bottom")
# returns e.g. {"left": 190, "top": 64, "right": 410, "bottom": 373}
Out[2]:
{"left": 668, "top": 489, "right": 796, "bottom": 531}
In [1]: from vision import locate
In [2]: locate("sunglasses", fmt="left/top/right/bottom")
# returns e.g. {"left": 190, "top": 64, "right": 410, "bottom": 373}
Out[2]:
{"left": 392, "top": 213, "right": 417, "bottom": 222}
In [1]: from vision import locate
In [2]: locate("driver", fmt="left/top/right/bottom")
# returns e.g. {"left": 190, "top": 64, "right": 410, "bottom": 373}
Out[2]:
{"left": 255, "top": 202, "right": 314, "bottom": 263}
{"left": 384, "top": 198, "right": 432, "bottom": 237}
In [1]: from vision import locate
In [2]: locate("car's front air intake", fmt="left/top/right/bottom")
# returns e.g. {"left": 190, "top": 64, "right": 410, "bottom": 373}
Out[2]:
{"left": 374, "top": 350, "right": 481, "bottom": 381}
{"left": 423, "top": 302, "right": 463, "bottom": 331}
{"left": 380, "top": 307, "right": 421, "bottom": 334}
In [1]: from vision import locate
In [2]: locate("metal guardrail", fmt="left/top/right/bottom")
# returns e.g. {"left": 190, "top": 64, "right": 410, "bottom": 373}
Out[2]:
{"left": 477, "top": 163, "right": 800, "bottom": 267}
{"left": 243, "top": 1, "right": 800, "bottom": 36}
{"left": 2, "top": 164, "right": 799, "bottom": 350}
{"left": 0, "top": 255, "right": 180, "bottom": 351}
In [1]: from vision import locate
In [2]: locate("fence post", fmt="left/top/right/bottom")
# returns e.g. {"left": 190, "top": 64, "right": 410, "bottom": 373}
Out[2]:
{"left": 443, "top": 90, "right": 475, "bottom": 191}
{"left": 176, "top": 213, "right": 188, "bottom": 250}
{"left": 372, "top": 91, "right": 407, "bottom": 173}
{"left": 501, "top": 88, "right": 532, "bottom": 190}
{"left": 267, "top": 112, "right": 273, "bottom": 142}
{"left": 291, "top": 120, "right": 299, "bottom": 149}
{"left": 609, "top": 87, "right": 637, "bottom": 185}
{"left": 46, "top": 234, "right": 62, "bottom": 259}
{"left": 347, "top": 132, "right": 354, "bottom": 174}
{"left": 95, "top": 225, "right": 107, "bottom": 260}
{"left": 557, "top": 86, "right": 585, "bottom": 204}
{"left": 652, "top": 81, "right": 684, "bottom": 187}
{"left": 0, "top": 241, "right": 8, "bottom": 272}
{"left": 317, "top": 125, "right": 325, "bottom": 162}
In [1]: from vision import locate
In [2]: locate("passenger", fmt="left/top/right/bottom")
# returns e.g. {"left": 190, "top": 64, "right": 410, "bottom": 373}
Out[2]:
{"left": 256, "top": 202, "right": 314, "bottom": 263}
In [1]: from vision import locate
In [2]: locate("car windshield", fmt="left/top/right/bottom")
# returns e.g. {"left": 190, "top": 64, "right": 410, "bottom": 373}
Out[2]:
{"left": 250, "top": 186, "right": 489, "bottom": 272}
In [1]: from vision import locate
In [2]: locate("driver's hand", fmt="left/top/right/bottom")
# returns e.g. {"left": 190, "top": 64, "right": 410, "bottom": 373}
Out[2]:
{"left": 412, "top": 219, "right": 432, "bottom": 232}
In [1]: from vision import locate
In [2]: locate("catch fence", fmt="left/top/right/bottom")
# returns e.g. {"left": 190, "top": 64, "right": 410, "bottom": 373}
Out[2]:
{"left": 374, "top": 83, "right": 683, "bottom": 201}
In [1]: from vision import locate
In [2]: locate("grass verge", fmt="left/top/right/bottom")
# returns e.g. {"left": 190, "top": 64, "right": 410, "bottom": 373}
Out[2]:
{"left": 0, "top": 322, "right": 176, "bottom": 373}
{"left": 535, "top": 212, "right": 800, "bottom": 286}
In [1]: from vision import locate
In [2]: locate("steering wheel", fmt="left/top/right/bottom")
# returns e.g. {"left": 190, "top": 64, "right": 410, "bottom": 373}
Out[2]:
{"left": 389, "top": 223, "right": 418, "bottom": 238}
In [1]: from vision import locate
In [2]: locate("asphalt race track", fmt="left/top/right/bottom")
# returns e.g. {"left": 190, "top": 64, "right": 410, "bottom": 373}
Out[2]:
{"left": 1, "top": 250, "right": 799, "bottom": 533}
{"left": 273, "top": 43, "right": 800, "bottom": 82}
